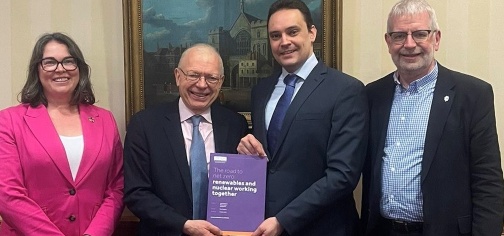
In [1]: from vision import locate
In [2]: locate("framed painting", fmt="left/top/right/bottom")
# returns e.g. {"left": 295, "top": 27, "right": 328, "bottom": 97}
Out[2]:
{"left": 123, "top": 0, "right": 342, "bottom": 124}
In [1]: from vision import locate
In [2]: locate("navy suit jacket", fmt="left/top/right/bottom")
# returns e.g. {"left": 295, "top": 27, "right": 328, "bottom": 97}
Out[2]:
{"left": 251, "top": 62, "right": 368, "bottom": 235}
{"left": 361, "top": 64, "right": 504, "bottom": 236}
{"left": 123, "top": 99, "right": 248, "bottom": 236}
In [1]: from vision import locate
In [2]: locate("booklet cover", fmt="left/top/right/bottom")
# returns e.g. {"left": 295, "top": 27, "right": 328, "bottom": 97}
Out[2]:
{"left": 207, "top": 153, "right": 267, "bottom": 235}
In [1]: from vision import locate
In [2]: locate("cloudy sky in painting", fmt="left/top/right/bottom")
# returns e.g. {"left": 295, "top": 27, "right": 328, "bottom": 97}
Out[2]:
{"left": 142, "top": 0, "right": 322, "bottom": 52}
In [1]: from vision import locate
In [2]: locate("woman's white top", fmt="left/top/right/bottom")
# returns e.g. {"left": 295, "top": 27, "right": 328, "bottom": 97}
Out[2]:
{"left": 59, "top": 135, "right": 84, "bottom": 181}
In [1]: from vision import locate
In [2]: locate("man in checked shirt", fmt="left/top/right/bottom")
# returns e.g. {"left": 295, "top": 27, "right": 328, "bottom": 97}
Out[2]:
{"left": 361, "top": 0, "right": 504, "bottom": 235}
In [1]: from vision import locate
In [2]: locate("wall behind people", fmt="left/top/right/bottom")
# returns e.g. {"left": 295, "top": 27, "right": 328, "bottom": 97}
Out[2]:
{"left": 0, "top": 0, "right": 125, "bottom": 135}
{"left": 0, "top": 0, "right": 502, "bottom": 219}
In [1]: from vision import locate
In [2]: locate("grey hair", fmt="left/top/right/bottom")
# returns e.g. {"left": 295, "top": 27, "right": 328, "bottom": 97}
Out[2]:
{"left": 387, "top": 0, "right": 439, "bottom": 32}
{"left": 178, "top": 43, "right": 224, "bottom": 75}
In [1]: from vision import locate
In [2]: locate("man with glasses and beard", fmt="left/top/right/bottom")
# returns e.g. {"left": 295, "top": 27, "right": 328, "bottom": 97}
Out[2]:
{"left": 361, "top": 0, "right": 503, "bottom": 235}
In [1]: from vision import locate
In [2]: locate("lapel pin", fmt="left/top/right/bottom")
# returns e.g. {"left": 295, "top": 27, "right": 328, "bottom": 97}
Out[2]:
{"left": 88, "top": 117, "right": 95, "bottom": 123}
{"left": 444, "top": 96, "right": 449, "bottom": 102}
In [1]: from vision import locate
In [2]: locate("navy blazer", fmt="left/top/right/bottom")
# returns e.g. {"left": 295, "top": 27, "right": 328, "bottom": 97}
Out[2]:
{"left": 361, "top": 64, "right": 504, "bottom": 236}
{"left": 251, "top": 62, "right": 368, "bottom": 235}
{"left": 123, "top": 99, "right": 248, "bottom": 236}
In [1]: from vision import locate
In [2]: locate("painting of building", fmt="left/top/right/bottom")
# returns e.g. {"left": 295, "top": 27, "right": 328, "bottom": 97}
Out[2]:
{"left": 142, "top": 0, "right": 322, "bottom": 112}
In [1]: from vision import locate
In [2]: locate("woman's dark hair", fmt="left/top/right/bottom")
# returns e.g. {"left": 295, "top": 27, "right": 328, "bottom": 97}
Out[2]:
{"left": 267, "top": 0, "right": 314, "bottom": 30}
{"left": 20, "top": 32, "right": 95, "bottom": 107}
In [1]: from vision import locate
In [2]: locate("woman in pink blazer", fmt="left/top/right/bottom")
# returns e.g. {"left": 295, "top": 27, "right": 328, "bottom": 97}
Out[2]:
{"left": 0, "top": 32, "right": 124, "bottom": 236}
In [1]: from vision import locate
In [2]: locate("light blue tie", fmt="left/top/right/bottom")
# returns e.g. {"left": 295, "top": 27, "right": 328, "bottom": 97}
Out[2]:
{"left": 267, "top": 74, "right": 297, "bottom": 154}
{"left": 189, "top": 115, "right": 208, "bottom": 219}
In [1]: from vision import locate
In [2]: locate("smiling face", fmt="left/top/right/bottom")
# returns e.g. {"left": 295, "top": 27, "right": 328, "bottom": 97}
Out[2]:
{"left": 175, "top": 46, "right": 224, "bottom": 114}
{"left": 38, "top": 40, "right": 80, "bottom": 102}
{"left": 386, "top": 11, "right": 440, "bottom": 83}
{"left": 268, "top": 9, "right": 316, "bottom": 73}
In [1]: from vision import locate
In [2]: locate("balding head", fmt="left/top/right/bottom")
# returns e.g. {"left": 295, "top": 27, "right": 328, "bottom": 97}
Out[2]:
{"left": 174, "top": 43, "right": 225, "bottom": 114}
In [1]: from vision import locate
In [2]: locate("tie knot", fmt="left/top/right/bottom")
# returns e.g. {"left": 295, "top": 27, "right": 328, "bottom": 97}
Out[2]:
{"left": 190, "top": 115, "right": 202, "bottom": 127}
{"left": 284, "top": 74, "right": 297, "bottom": 87}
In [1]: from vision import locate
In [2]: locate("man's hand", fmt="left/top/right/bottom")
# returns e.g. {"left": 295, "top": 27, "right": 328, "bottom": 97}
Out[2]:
{"left": 237, "top": 134, "right": 267, "bottom": 157}
{"left": 183, "top": 220, "right": 221, "bottom": 236}
{"left": 251, "top": 217, "right": 283, "bottom": 236}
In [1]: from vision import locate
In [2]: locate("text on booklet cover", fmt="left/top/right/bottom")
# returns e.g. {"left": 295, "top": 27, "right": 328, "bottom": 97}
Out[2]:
{"left": 207, "top": 153, "right": 267, "bottom": 234}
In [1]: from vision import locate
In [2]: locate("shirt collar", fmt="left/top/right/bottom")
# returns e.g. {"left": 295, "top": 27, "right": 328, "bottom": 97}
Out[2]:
{"left": 178, "top": 99, "right": 212, "bottom": 123}
{"left": 280, "top": 53, "right": 318, "bottom": 81}
{"left": 393, "top": 62, "right": 438, "bottom": 93}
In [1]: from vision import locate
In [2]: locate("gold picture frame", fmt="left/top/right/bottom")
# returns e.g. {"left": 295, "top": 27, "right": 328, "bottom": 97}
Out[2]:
{"left": 122, "top": 0, "right": 342, "bottom": 123}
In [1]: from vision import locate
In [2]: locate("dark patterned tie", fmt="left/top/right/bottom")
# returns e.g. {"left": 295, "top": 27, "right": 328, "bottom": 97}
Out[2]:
{"left": 267, "top": 74, "right": 297, "bottom": 154}
{"left": 189, "top": 115, "right": 208, "bottom": 219}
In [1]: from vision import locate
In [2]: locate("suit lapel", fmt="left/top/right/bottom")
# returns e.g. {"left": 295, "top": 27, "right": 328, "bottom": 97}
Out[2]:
{"left": 372, "top": 75, "right": 396, "bottom": 184}
{"left": 163, "top": 102, "right": 192, "bottom": 198}
{"left": 74, "top": 105, "right": 103, "bottom": 185}
{"left": 421, "top": 65, "right": 455, "bottom": 182}
{"left": 270, "top": 62, "right": 326, "bottom": 158}
{"left": 25, "top": 105, "right": 73, "bottom": 183}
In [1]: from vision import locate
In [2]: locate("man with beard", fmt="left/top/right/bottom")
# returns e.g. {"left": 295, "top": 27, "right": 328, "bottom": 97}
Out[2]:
{"left": 361, "top": 0, "right": 503, "bottom": 235}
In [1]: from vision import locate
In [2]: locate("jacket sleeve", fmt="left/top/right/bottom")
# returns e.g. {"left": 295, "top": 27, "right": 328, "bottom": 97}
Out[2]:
{"left": 0, "top": 109, "right": 64, "bottom": 236}
{"left": 468, "top": 84, "right": 504, "bottom": 236}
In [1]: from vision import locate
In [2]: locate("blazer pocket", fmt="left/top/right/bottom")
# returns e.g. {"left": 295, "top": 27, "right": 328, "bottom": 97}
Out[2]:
{"left": 295, "top": 112, "right": 324, "bottom": 120}
{"left": 457, "top": 215, "right": 471, "bottom": 234}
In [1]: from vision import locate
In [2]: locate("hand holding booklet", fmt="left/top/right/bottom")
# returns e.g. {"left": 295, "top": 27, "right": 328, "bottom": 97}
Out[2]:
{"left": 207, "top": 153, "right": 267, "bottom": 236}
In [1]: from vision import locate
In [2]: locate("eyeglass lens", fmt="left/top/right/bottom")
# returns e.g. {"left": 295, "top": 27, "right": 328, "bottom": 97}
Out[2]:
{"left": 41, "top": 57, "right": 78, "bottom": 72}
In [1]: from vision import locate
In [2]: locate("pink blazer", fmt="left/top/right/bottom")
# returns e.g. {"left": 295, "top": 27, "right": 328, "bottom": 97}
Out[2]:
{"left": 0, "top": 104, "right": 124, "bottom": 236}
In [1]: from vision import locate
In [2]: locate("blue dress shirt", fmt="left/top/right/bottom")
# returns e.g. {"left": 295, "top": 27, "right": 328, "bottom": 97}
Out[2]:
{"left": 381, "top": 64, "right": 439, "bottom": 222}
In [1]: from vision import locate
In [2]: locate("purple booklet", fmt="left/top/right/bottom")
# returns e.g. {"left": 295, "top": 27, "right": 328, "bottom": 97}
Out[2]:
{"left": 207, "top": 153, "right": 267, "bottom": 235}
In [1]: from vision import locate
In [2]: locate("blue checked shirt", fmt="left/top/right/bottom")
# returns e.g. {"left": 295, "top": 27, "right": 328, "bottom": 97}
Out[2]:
{"left": 380, "top": 64, "right": 438, "bottom": 222}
